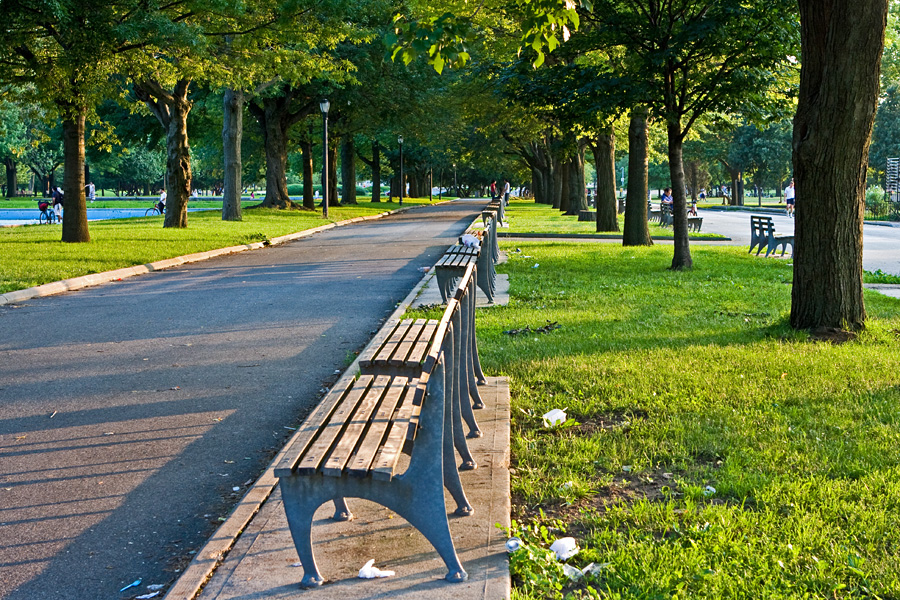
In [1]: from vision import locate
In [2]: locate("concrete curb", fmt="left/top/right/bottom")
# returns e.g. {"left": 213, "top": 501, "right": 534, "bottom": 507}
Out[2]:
{"left": 162, "top": 251, "right": 439, "bottom": 600}
{"left": 0, "top": 205, "right": 431, "bottom": 308}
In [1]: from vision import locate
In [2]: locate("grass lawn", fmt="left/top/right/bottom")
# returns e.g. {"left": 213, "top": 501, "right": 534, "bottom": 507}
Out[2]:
{"left": 0, "top": 200, "right": 430, "bottom": 294}
{"left": 446, "top": 242, "right": 900, "bottom": 598}
{"left": 505, "top": 199, "right": 725, "bottom": 239}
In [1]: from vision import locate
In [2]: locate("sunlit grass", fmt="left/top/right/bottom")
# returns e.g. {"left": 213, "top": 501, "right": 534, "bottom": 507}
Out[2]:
{"left": 475, "top": 241, "right": 900, "bottom": 598}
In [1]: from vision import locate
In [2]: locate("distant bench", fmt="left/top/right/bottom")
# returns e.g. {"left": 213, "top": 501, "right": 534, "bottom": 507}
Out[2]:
{"left": 275, "top": 263, "right": 484, "bottom": 587}
{"left": 434, "top": 210, "right": 499, "bottom": 304}
{"left": 749, "top": 215, "right": 793, "bottom": 257}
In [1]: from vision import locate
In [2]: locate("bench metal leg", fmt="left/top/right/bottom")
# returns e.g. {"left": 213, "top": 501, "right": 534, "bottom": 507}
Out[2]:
{"left": 279, "top": 361, "right": 469, "bottom": 587}
{"left": 447, "top": 323, "right": 481, "bottom": 465}
{"left": 436, "top": 267, "right": 453, "bottom": 303}
{"left": 332, "top": 497, "right": 352, "bottom": 521}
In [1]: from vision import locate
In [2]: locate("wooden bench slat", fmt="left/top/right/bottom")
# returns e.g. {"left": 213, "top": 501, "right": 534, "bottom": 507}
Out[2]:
{"left": 407, "top": 320, "right": 438, "bottom": 365}
{"left": 358, "top": 321, "right": 400, "bottom": 368}
{"left": 346, "top": 376, "right": 410, "bottom": 477}
{"left": 389, "top": 319, "right": 428, "bottom": 367}
{"left": 371, "top": 379, "right": 421, "bottom": 481}
{"left": 372, "top": 319, "right": 413, "bottom": 365}
{"left": 295, "top": 376, "right": 374, "bottom": 476}
{"left": 274, "top": 375, "right": 374, "bottom": 477}
{"left": 321, "top": 375, "right": 393, "bottom": 477}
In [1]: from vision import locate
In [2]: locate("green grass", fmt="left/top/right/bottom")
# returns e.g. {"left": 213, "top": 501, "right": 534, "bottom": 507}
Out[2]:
{"left": 472, "top": 242, "right": 900, "bottom": 599}
{"left": 0, "top": 200, "right": 430, "bottom": 294}
{"left": 505, "top": 199, "right": 725, "bottom": 239}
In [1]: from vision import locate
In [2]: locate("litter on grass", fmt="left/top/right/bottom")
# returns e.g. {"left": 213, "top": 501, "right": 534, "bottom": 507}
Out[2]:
{"left": 542, "top": 408, "right": 567, "bottom": 428}
{"left": 505, "top": 537, "right": 523, "bottom": 552}
{"left": 703, "top": 485, "right": 717, "bottom": 496}
{"left": 358, "top": 559, "right": 395, "bottom": 579}
{"left": 550, "top": 537, "right": 579, "bottom": 561}
{"left": 562, "top": 564, "right": 584, "bottom": 581}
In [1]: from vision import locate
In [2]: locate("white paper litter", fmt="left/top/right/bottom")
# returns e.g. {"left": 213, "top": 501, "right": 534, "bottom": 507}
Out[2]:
{"left": 542, "top": 408, "right": 567, "bottom": 428}
{"left": 461, "top": 233, "right": 481, "bottom": 249}
{"left": 136, "top": 593, "right": 160, "bottom": 599}
{"left": 582, "top": 562, "right": 612, "bottom": 576}
{"left": 703, "top": 485, "right": 716, "bottom": 496}
{"left": 550, "top": 537, "right": 579, "bottom": 561}
{"left": 358, "top": 559, "right": 395, "bottom": 579}
{"left": 146, "top": 584, "right": 165, "bottom": 591}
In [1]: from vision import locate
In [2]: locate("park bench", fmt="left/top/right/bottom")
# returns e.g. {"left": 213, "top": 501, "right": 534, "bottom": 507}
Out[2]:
{"left": 749, "top": 215, "right": 793, "bottom": 257}
{"left": 688, "top": 216, "right": 703, "bottom": 232}
{"left": 434, "top": 212, "right": 498, "bottom": 304}
{"left": 275, "top": 263, "right": 484, "bottom": 588}
{"left": 488, "top": 198, "right": 504, "bottom": 225}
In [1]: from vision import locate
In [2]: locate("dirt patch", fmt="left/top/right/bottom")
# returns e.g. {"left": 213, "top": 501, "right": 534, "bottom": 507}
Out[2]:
{"left": 809, "top": 326, "right": 858, "bottom": 344}
{"left": 571, "top": 408, "right": 648, "bottom": 436}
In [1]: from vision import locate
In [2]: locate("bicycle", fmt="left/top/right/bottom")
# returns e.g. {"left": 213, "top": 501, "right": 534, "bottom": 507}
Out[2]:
{"left": 145, "top": 201, "right": 166, "bottom": 217}
{"left": 38, "top": 202, "right": 56, "bottom": 224}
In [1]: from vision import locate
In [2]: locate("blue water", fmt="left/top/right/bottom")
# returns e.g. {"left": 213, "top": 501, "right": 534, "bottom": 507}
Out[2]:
{"left": 0, "top": 208, "right": 212, "bottom": 226}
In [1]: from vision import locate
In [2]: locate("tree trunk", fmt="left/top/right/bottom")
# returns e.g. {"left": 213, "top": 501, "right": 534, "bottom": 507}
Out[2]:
{"left": 134, "top": 78, "right": 192, "bottom": 228}
{"left": 222, "top": 88, "right": 243, "bottom": 221}
{"left": 564, "top": 150, "right": 588, "bottom": 215}
{"left": 623, "top": 107, "right": 652, "bottom": 246}
{"left": 531, "top": 166, "right": 544, "bottom": 204}
{"left": 371, "top": 140, "right": 381, "bottom": 202}
{"left": 791, "top": 0, "right": 886, "bottom": 330}
{"left": 559, "top": 159, "right": 571, "bottom": 213}
{"left": 164, "top": 81, "right": 192, "bottom": 228}
{"left": 328, "top": 141, "right": 338, "bottom": 206}
{"left": 341, "top": 136, "right": 357, "bottom": 204}
{"left": 593, "top": 129, "right": 619, "bottom": 232}
{"left": 258, "top": 97, "right": 292, "bottom": 209}
{"left": 300, "top": 139, "right": 315, "bottom": 209}
{"left": 667, "top": 119, "right": 692, "bottom": 270}
{"left": 4, "top": 157, "right": 17, "bottom": 198}
{"left": 61, "top": 107, "right": 90, "bottom": 243}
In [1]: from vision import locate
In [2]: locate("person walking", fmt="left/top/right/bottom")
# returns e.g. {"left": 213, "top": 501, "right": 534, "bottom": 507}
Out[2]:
{"left": 86, "top": 181, "right": 96, "bottom": 203}
{"left": 489, "top": 179, "right": 498, "bottom": 202}
{"left": 502, "top": 179, "right": 511, "bottom": 205}
{"left": 52, "top": 186, "right": 64, "bottom": 223}
{"left": 785, "top": 179, "right": 795, "bottom": 217}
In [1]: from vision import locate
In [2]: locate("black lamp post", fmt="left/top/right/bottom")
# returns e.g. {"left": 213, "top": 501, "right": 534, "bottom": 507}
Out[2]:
{"left": 398, "top": 135, "right": 404, "bottom": 205}
{"left": 453, "top": 163, "right": 457, "bottom": 197}
{"left": 320, "top": 98, "right": 330, "bottom": 218}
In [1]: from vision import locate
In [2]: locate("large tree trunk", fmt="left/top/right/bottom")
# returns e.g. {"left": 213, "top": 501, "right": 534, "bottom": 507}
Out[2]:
{"left": 258, "top": 97, "right": 291, "bottom": 209}
{"left": 667, "top": 120, "right": 691, "bottom": 270}
{"left": 300, "top": 139, "right": 315, "bottom": 209}
{"left": 791, "top": 0, "right": 886, "bottom": 331}
{"left": 623, "top": 107, "right": 652, "bottom": 246}
{"left": 164, "top": 82, "right": 192, "bottom": 228}
{"left": 61, "top": 107, "right": 90, "bottom": 243}
{"left": 341, "top": 136, "right": 357, "bottom": 204}
{"left": 222, "top": 88, "right": 243, "bottom": 221}
{"left": 4, "top": 157, "right": 17, "bottom": 198}
{"left": 134, "top": 78, "right": 192, "bottom": 228}
{"left": 593, "top": 129, "right": 618, "bottom": 232}
{"left": 531, "top": 166, "right": 544, "bottom": 204}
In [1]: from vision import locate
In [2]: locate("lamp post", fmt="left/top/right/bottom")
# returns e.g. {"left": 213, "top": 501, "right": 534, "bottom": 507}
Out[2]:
{"left": 453, "top": 163, "right": 457, "bottom": 197}
{"left": 398, "top": 135, "right": 404, "bottom": 205}
{"left": 320, "top": 98, "right": 330, "bottom": 218}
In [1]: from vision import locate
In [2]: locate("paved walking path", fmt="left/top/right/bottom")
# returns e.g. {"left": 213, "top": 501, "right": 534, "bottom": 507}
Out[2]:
{"left": 0, "top": 200, "right": 499, "bottom": 600}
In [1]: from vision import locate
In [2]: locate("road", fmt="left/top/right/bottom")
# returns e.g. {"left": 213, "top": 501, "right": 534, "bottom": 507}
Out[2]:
{"left": 697, "top": 209, "right": 900, "bottom": 275}
{"left": 0, "top": 201, "right": 484, "bottom": 600}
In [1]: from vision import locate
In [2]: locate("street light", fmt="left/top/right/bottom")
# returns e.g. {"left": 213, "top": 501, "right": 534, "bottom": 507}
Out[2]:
{"left": 320, "top": 98, "right": 330, "bottom": 218}
{"left": 398, "top": 135, "right": 404, "bottom": 205}
{"left": 453, "top": 163, "right": 457, "bottom": 197}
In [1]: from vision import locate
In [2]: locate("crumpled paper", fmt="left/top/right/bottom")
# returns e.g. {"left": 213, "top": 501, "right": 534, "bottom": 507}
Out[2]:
{"left": 461, "top": 233, "right": 481, "bottom": 249}
{"left": 542, "top": 408, "right": 567, "bottom": 428}
{"left": 358, "top": 559, "right": 395, "bottom": 579}
{"left": 550, "top": 537, "right": 579, "bottom": 561}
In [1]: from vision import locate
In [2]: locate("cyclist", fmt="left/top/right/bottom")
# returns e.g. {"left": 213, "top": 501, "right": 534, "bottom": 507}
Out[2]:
{"left": 157, "top": 189, "right": 167, "bottom": 214}
{"left": 38, "top": 198, "right": 53, "bottom": 223}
